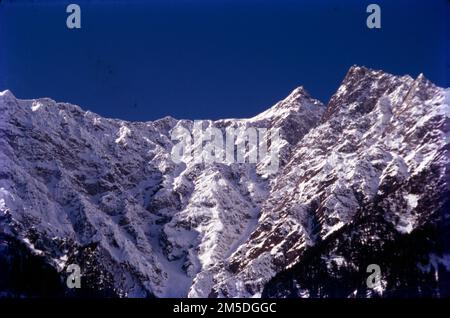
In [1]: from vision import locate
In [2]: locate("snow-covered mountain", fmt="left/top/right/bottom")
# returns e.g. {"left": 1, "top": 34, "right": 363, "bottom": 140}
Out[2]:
{"left": 0, "top": 66, "right": 449, "bottom": 298}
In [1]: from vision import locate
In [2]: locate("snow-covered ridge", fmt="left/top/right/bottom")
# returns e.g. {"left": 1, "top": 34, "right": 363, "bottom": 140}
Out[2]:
{"left": 0, "top": 66, "right": 449, "bottom": 298}
{"left": 0, "top": 82, "right": 324, "bottom": 297}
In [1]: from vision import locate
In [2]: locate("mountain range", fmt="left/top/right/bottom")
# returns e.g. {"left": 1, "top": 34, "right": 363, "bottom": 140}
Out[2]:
{"left": 0, "top": 66, "right": 449, "bottom": 298}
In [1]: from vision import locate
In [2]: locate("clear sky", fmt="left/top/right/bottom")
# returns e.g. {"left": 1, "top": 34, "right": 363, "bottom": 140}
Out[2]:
{"left": 0, "top": 0, "right": 448, "bottom": 121}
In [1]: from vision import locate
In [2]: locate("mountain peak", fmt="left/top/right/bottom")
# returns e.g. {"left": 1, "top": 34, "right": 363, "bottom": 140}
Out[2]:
{"left": 0, "top": 89, "right": 16, "bottom": 100}
{"left": 342, "top": 65, "right": 386, "bottom": 84}
{"left": 289, "top": 86, "right": 311, "bottom": 99}
{"left": 251, "top": 85, "right": 323, "bottom": 122}
{"left": 322, "top": 66, "right": 415, "bottom": 120}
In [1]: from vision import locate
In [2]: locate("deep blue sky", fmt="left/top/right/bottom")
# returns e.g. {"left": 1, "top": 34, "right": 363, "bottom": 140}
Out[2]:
{"left": 0, "top": 0, "right": 448, "bottom": 121}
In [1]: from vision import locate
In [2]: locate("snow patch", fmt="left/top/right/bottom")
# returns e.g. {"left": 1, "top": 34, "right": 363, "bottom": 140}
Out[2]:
{"left": 31, "top": 101, "right": 43, "bottom": 112}
{"left": 404, "top": 193, "right": 419, "bottom": 211}
{"left": 22, "top": 238, "right": 44, "bottom": 256}
{"left": 115, "top": 125, "right": 131, "bottom": 144}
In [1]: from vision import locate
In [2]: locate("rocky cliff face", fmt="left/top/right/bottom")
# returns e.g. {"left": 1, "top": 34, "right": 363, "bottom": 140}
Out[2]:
{"left": 0, "top": 66, "right": 448, "bottom": 298}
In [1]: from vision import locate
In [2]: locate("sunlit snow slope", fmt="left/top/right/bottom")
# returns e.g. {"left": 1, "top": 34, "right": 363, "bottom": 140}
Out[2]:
{"left": 0, "top": 66, "right": 449, "bottom": 298}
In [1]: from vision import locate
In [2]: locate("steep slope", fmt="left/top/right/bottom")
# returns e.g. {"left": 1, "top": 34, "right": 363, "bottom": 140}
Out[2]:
{"left": 0, "top": 66, "right": 448, "bottom": 298}
{"left": 262, "top": 68, "right": 450, "bottom": 297}
{"left": 0, "top": 86, "right": 324, "bottom": 297}
{"left": 204, "top": 66, "right": 450, "bottom": 297}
